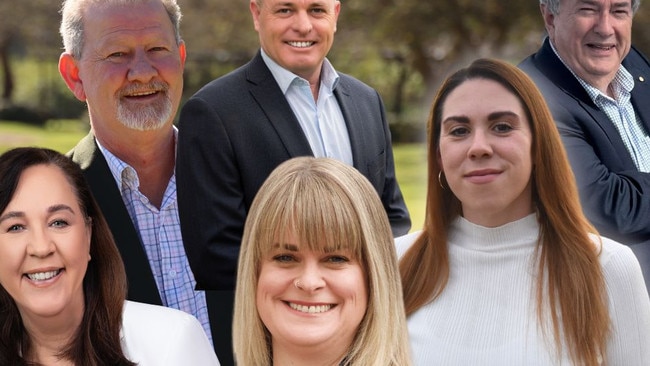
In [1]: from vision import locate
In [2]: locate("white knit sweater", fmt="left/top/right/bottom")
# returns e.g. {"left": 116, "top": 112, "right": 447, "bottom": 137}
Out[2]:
{"left": 396, "top": 214, "right": 650, "bottom": 366}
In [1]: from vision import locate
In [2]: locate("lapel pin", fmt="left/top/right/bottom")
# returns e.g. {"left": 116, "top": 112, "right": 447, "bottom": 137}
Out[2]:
{"left": 639, "top": 76, "right": 645, "bottom": 82}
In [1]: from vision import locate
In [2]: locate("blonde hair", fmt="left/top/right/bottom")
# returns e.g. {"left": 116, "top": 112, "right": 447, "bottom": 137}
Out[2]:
{"left": 233, "top": 157, "right": 411, "bottom": 365}
{"left": 399, "top": 58, "right": 609, "bottom": 366}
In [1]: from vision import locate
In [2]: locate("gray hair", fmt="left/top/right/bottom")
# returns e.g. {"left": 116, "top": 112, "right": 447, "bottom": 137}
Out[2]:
{"left": 59, "top": 0, "right": 183, "bottom": 58}
{"left": 540, "top": 0, "right": 640, "bottom": 14}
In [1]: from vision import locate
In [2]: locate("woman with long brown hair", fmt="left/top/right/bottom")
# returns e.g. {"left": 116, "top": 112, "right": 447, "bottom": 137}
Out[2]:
{"left": 0, "top": 147, "right": 218, "bottom": 365}
{"left": 397, "top": 58, "right": 650, "bottom": 365}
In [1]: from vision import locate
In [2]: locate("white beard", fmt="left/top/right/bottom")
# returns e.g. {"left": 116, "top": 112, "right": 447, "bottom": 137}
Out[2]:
{"left": 117, "top": 95, "right": 172, "bottom": 131}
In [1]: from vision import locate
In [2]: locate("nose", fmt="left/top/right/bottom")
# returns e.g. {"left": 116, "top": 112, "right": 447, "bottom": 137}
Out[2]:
{"left": 294, "top": 262, "right": 325, "bottom": 293}
{"left": 292, "top": 11, "right": 313, "bottom": 34}
{"left": 467, "top": 130, "right": 493, "bottom": 159}
{"left": 127, "top": 51, "right": 157, "bottom": 83}
{"left": 26, "top": 228, "right": 56, "bottom": 258}
{"left": 593, "top": 11, "right": 614, "bottom": 37}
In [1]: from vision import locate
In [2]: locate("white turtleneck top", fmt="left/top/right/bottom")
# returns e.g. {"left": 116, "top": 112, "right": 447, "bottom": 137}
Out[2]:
{"left": 396, "top": 214, "right": 650, "bottom": 366}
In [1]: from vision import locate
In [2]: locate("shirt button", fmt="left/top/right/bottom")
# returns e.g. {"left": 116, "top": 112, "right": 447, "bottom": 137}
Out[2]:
{"left": 169, "top": 270, "right": 177, "bottom": 278}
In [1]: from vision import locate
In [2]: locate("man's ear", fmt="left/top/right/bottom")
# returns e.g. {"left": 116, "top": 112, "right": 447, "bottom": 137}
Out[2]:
{"left": 58, "top": 53, "right": 86, "bottom": 102}
{"left": 250, "top": 0, "right": 261, "bottom": 32}
{"left": 541, "top": 4, "right": 556, "bottom": 38}
{"left": 179, "top": 40, "right": 187, "bottom": 67}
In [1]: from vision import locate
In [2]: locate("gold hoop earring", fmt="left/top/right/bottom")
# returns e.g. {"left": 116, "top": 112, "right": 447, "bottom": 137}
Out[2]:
{"left": 438, "top": 171, "right": 446, "bottom": 189}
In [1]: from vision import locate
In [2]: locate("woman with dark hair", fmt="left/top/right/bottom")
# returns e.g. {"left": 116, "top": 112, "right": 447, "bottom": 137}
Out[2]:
{"left": 0, "top": 147, "right": 219, "bottom": 365}
{"left": 397, "top": 58, "right": 650, "bottom": 365}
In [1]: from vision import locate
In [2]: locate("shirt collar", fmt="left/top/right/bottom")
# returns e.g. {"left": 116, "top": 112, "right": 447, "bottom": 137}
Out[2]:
{"left": 97, "top": 126, "right": 178, "bottom": 191}
{"left": 260, "top": 48, "right": 340, "bottom": 94}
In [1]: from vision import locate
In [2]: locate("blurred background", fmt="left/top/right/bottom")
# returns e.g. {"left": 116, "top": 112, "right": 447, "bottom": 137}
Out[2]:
{"left": 2, "top": 0, "right": 650, "bottom": 230}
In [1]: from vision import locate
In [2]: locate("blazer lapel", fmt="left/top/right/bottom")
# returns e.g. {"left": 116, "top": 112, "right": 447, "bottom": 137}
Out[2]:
{"left": 535, "top": 39, "right": 629, "bottom": 149}
{"left": 334, "top": 78, "right": 368, "bottom": 175}
{"left": 246, "top": 52, "right": 313, "bottom": 158}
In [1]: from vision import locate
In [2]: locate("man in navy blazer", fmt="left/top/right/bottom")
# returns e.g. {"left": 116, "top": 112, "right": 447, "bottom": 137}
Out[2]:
{"left": 520, "top": 0, "right": 650, "bottom": 291}
{"left": 176, "top": 0, "right": 411, "bottom": 292}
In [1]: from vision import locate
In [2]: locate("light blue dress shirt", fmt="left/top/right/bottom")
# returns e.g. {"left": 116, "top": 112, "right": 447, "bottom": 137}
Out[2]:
{"left": 261, "top": 48, "right": 353, "bottom": 165}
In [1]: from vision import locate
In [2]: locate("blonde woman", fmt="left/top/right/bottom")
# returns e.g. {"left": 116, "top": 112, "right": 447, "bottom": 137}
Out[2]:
{"left": 233, "top": 157, "right": 411, "bottom": 366}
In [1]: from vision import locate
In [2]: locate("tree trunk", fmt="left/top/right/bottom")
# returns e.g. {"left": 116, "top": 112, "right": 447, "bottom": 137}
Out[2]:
{"left": 1, "top": 35, "right": 15, "bottom": 104}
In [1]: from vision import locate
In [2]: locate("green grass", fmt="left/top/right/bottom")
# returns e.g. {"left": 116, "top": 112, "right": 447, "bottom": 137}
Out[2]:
{"left": 0, "top": 120, "right": 427, "bottom": 233}
{"left": 393, "top": 143, "right": 427, "bottom": 232}
{"left": 0, "top": 120, "right": 89, "bottom": 154}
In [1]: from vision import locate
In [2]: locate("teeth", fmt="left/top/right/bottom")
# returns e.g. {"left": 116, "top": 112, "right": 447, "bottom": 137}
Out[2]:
{"left": 288, "top": 41, "right": 313, "bottom": 48}
{"left": 27, "top": 270, "right": 60, "bottom": 281}
{"left": 129, "top": 91, "right": 157, "bottom": 97}
{"left": 289, "top": 302, "right": 332, "bottom": 314}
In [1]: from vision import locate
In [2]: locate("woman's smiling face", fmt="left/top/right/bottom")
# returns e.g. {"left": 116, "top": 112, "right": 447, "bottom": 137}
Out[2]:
{"left": 0, "top": 164, "right": 91, "bottom": 322}
{"left": 256, "top": 230, "right": 367, "bottom": 355}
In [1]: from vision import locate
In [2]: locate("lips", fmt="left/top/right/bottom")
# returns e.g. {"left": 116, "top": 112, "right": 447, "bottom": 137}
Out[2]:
{"left": 287, "top": 301, "right": 334, "bottom": 314}
{"left": 25, "top": 269, "right": 63, "bottom": 282}
{"left": 464, "top": 169, "right": 501, "bottom": 184}
{"left": 465, "top": 169, "right": 501, "bottom": 178}
{"left": 287, "top": 41, "right": 315, "bottom": 48}
{"left": 587, "top": 43, "right": 615, "bottom": 51}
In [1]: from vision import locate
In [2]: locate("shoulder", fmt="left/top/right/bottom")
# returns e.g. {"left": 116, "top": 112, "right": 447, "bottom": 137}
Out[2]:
{"left": 336, "top": 72, "right": 378, "bottom": 95}
{"left": 191, "top": 63, "right": 250, "bottom": 99}
{"left": 66, "top": 133, "right": 98, "bottom": 169}
{"left": 596, "top": 234, "right": 638, "bottom": 266}
{"left": 395, "top": 230, "right": 422, "bottom": 258}
{"left": 593, "top": 234, "right": 648, "bottom": 292}
{"left": 121, "top": 301, "right": 219, "bottom": 365}
{"left": 122, "top": 301, "right": 208, "bottom": 341}
{"left": 624, "top": 45, "right": 650, "bottom": 69}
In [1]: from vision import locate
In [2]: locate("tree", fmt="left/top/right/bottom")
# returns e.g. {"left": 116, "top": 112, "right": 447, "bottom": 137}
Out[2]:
{"left": 0, "top": 1, "right": 61, "bottom": 105}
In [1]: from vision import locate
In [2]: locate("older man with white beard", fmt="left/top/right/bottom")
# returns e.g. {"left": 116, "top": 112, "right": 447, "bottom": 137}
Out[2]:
{"left": 59, "top": 0, "right": 231, "bottom": 364}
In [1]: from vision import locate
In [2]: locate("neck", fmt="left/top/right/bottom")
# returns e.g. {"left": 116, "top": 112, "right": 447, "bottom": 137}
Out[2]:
{"left": 272, "top": 342, "right": 347, "bottom": 366}
{"left": 96, "top": 127, "right": 176, "bottom": 209}
{"left": 21, "top": 305, "right": 84, "bottom": 365}
{"left": 310, "top": 82, "right": 320, "bottom": 102}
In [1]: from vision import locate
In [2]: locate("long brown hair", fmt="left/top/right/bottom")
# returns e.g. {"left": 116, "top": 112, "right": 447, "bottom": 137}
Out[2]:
{"left": 399, "top": 58, "right": 609, "bottom": 366}
{"left": 0, "top": 147, "right": 135, "bottom": 366}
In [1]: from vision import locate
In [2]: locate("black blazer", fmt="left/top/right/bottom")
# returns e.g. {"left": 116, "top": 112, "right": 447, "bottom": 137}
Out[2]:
{"left": 520, "top": 38, "right": 650, "bottom": 289}
{"left": 68, "top": 134, "right": 233, "bottom": 365}
{"left": 176, "top": 51, "right": 411, "bottom": 291}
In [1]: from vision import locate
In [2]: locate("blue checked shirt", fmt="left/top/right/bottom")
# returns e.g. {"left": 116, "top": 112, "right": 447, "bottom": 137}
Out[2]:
{"left": 551, "top": 42, "right": 650, "bottom": 172}
{"left": 97, "top": 132, "right": 212, "bottom": 342}
{"left": 261, "top": 49, "right": 353, "bottom": 165}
